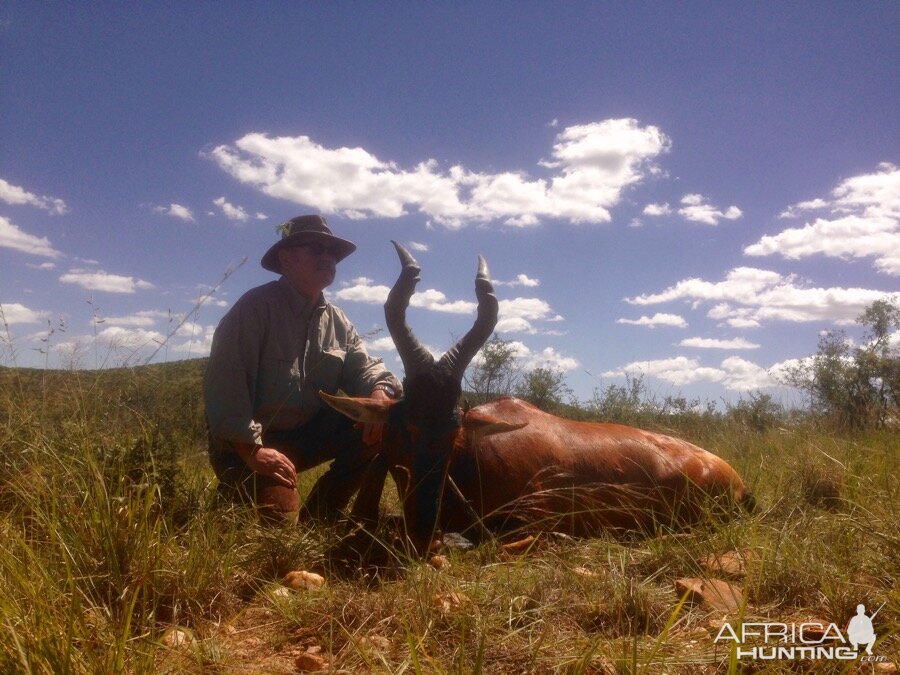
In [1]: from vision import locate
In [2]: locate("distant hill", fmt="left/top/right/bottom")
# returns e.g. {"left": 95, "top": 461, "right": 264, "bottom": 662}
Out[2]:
{"left": 0, "top": 358, "right": 210, "bottom": 447}
{"left": 0, "top": 358, "right": 209, "bottom": 408}
{"left": 0, "top": 357, "right": 208, "bottom": 387}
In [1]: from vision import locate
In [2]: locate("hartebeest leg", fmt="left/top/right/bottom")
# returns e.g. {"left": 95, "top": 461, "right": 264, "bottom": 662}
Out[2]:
{"left": 349, "top": 454, "right": 389, "bottom": 528}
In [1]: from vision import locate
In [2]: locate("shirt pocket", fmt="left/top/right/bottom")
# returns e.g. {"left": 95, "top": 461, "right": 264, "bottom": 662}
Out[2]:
{"left": 308, "top": 348, "right": 346, "bottom": 394}
{"left": 256, "top": 355, "right": 301, "bottom": 409}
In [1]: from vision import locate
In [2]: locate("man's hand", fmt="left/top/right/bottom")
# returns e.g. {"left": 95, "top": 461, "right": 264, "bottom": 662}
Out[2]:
{"left": 234, "top": 443, "right": 297, "bottom": 488}
{"left": 250, "top": 447, "right": 298, "bottom": 488}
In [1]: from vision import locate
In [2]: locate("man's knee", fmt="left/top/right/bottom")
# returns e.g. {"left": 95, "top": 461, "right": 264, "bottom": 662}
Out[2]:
{"left": 256, "top": 483, "right": 300, "bottom": 521}
{"left": 209, "top": 441, "right": 301, "bottom": 523}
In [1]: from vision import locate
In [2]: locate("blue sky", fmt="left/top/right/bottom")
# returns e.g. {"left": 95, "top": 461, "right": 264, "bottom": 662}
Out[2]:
{"left": 2, "top": 3, "right": 898, "bottom": 405}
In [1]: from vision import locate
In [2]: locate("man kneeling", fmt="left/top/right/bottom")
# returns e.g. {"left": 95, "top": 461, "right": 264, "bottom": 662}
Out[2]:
{"left": 203, "top": 215, "right": 401, "bottom": 523}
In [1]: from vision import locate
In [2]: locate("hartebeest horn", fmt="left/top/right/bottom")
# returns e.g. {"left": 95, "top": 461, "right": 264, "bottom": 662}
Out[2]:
{"left": 439, "top": 254, "right": 499, "bottom": 382}
{"left": 385, "top": 241, "right": 435, "bottom": 378}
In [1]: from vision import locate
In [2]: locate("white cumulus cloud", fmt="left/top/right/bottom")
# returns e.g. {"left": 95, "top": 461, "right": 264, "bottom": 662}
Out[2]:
{"left": 496, "top": 274, "right": 541, "bottom": 288}
{"left": 102, "top": 310, "right": 171, "bottom": 327}
{"left": 333, "top": 277, "right": 475, "bottom": 314}
{"left": 718, "top": 356, "right": 780, "bottom": 390}
{"left": 627, "top": 266, "right": 896, "bottom": 328}
{"left": 678, "top": 193, "right": 742, "bottom": 225}
{"left": 643, "top": 202, "right": 672, "bottom": 217}
{"left": 678, "top": 337, "right": 760, "bottom": 349}
{"left": 519, "top": 345, "right": 580, "bottom": 371}
{"left": 603, "top": 356, "right": 721, "bottom": 386}
{"left": 616, "top": 313, "right": 687, "bottom": 328}
{"left": 207, "top": 118, "right": 670, "bottom": 228}
{"left": 213, "top": 196, "right": 267, "bottom": 222}
{"left": 152, "top": 203, "right": 195, "bottom": 221}
{"left": 603, "top": 355, "right": 781, "bottom": 391}
{"left": 169, "top": 322, "right": 216, "bottom": 355}
{"left": 471, "top": 340, "right": 579, "bottom": 372}
{"left": 0, "top": 216, "right": 63, "bottom": 258}
{"left": 0, "top": 178, "right": 68, "bottom": 214}
{"left": 93, "top": 326, "right": 165, "bottom": 349}
{"left": 0, "top": 302, "right": 51, "bottom": 325}
{"left": 55, "top": 327, "right": 165, "bottom": 365}
{"left": 746, "top": 163, "right": 900, "bottom": 275}
{"left": 59, "top": 269, "right": 155, "bottom": 294}
{"left": 364, "top": 336, "right": 397, "bottom": 353}
{"left": 778, "top": 198, "right": 829, "bottom": 218}
{"left": 497, "top": 297, "right": 564, "bottom": 334}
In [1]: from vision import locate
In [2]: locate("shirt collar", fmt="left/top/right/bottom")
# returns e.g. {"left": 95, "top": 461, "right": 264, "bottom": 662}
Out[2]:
{"left": 278, "top": 276, "right": 327, "bottom": 320}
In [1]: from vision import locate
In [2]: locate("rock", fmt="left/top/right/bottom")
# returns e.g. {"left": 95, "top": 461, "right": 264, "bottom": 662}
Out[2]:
{"left": 795, "top": 618, "right": 831, "bottom": 642}
{"left": 432, "top": 591, "right": 469, "bottom": 614}
{"left": 546, "top": 531, "right": 575, "bottom": 543}
{"left": 699, "top": 550, "right": 756, "bottom": 578}
{"left": 358, "top": 635, "right": 391, "bottom": 652}
{"left": 161, "top": 628, "right": 195, "bottom": 649}
{"left": 238, "top": 606, "right": 276, "bottom": 624}
{"left": 675, "top": 577, "right": 745, "bottom": 613}
{"left": 442, "top": 532, "right": 474, "bottom": 550}
{"left": 501, "top": 535, "right": 538, "bottom": 555}
{"left": 671, "top": 627, "right": 711, "bottom": 640}
{"left": 429, "top": 554, "right": 450, "bottom": 570}
{"left": 283, "top": 570, "right": 326, "bottom": 591}
{"left": 875, "top": 663, "right": 897, "bottom": 674}
{"left": 573, "top": 566, "right": 599, "bottom": 578}
{"left": 295, "top": 650, "right": 328, "bottom": 672}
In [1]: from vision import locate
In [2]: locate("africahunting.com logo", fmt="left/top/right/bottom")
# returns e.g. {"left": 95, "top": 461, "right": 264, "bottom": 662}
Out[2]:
{"left": 714, "top": 603, "right": 887, "bottom": 662}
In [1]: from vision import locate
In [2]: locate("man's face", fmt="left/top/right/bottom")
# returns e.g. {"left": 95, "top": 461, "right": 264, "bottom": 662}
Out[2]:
{"left": 279, "top": 242, "right": 339, "bottom": 298}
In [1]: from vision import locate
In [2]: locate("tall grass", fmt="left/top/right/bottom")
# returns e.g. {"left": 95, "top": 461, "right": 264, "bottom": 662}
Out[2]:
{"left": 0, "top": 360, "right": 897, "bottom": 673}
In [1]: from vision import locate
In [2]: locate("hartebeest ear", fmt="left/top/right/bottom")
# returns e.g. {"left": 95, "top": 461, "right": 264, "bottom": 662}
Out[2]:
{"left": 463, "top": 409, "right": 527, "bottom": 442}
{"left": 318, "top": 391, "right": 397, "bottom": 424}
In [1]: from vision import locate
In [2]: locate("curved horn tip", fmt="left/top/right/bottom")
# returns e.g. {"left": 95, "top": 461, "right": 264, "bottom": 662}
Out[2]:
{"left": 391, "top": 240, "right": 421, "bottom": 270}
{"left": 476, "top": 255, "right": 490, "bottom": 280}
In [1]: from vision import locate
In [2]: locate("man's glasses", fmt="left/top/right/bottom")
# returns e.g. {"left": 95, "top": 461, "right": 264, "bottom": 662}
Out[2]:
{"left": 290, "top": 242, "right": 340, "bottom": 257}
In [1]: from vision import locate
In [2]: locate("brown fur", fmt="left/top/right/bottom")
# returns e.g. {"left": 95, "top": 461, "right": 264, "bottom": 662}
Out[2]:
{"left": 438, "top": 397, "right": 750, "bottom": 538}
{"left": 327, "top": 393, "right": 752, "bottom": 553}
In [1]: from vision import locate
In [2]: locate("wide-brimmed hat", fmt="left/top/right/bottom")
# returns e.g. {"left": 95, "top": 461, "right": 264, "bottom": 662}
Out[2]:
{"left": 261, "top": 215, "right": 357, "bottom": 273}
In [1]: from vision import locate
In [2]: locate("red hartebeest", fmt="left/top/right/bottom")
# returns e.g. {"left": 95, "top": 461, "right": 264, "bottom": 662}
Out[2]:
{"left": 321, "top": 243, "right": 753, "bottom": 555}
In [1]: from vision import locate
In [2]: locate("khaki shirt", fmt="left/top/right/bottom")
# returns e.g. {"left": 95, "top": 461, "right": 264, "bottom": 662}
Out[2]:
{"left": 204, "top": 277, "right": 401, "bottom": 446}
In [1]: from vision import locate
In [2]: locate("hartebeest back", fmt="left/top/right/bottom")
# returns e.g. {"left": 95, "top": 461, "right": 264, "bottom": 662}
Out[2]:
{"left": 321, "top": 243, "right": 752, "bottom": 554}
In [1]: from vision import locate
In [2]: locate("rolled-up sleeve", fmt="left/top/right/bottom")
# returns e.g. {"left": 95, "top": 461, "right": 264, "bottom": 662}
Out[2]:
{"left": 203, "top": 302, "right": 264, "bottom": 446}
